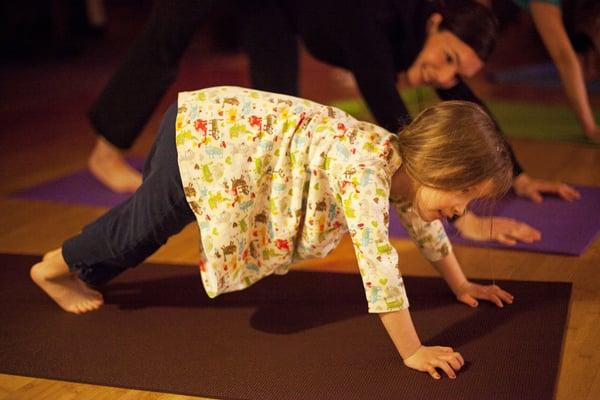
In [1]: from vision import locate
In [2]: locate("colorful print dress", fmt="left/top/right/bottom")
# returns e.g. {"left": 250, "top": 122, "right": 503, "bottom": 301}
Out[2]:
{"left": 176, "top": 86, "right": 451, "bottom": 313}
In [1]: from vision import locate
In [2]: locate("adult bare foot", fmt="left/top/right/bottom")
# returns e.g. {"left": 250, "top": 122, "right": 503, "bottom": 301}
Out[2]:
{"left": 584, "top": 126, "right": 600, "bottom": 144}
{"left": 30, "top": 249, "right": 104, "bottom": 314}
{"left": 88, "top": 136, "right": 142, "bottom": 193}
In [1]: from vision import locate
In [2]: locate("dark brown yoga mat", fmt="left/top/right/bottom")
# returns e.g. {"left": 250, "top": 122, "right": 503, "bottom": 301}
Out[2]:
{"left": 0, "top": 254, "right": 570, "bottom": 400}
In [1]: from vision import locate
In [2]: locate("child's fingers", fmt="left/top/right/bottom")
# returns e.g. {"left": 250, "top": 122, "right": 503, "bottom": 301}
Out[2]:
{"left": 457, "top": 293, "right": 478, "bottom": 307}
{"left": 496, "top": 291, "right": 513, "bottom": 304}
{"left": 479, "top": 290, "right": 504, "bottom": 307}
{"left": 491, "top": 284, "right": 508, "bottom": 293}
{"left": 427, "top": 367, "right": 441, "bottom": 380}
{"left": 441, "top": 353, "right": 464, "bottom": 370}
{"left": 491, "top": 285, "right": 514, "bottom": 302}
{"left": 490, "top": 294, "right": 504, "bottom": 307}
{"left": 433, "top": 359, "right": 457, "bottom": 379}
{"left": 496, "top": 289, "right": 514, "bottom": 304}
{"left": 473, "top": 285, "right": 513, "bottom": 307}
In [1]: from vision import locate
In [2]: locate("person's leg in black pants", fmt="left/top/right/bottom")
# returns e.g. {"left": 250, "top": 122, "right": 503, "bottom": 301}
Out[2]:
{"left": 87, "top": 0, "right": 216, "bottom": 193}
{"left": 31, "top": 104, "right": 196, "bottom": 314}
{"left": 240, "top": 0, "right": 299, "bottom": 96}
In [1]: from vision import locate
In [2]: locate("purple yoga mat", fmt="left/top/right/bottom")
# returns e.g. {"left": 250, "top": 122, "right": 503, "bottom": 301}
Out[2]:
{"left": 10, "top": 158, "right": 145, "bottom": 208}
{"left": 390, "top": 186, "right": 600, "bottom": 256}
{"left": 9, "top": 164, "right": 600, "bottom": 255}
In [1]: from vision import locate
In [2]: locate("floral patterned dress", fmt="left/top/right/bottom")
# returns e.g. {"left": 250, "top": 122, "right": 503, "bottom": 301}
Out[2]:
{"left": 176, "top": 86, "right": 450, "bottom": 313}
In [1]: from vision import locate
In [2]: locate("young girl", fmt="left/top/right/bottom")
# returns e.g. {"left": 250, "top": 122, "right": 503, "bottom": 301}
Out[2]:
{"left": 31, "top": 86, "right": 514, "bottom": 380}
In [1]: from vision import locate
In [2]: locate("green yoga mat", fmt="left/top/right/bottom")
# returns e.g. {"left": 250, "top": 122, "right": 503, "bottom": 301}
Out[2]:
{"left": 330, "top": 88, "right": 600, "bottom": 144}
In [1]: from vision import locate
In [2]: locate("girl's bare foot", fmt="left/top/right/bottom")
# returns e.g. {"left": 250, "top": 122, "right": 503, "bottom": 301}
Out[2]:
{"left": 88, "top": 136, "right": 142, "bottom": 193}
{"left": 30, "top": 249, "right": 104, "bottom": 314}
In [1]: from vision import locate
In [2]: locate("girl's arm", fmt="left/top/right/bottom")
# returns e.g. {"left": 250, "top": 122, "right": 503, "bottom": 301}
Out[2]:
{"left": 334, "top": 168, "right": 465, "bottom": 378}
{"left": 430, "top": 251, "right": 513, "bottom": 308}
{"left": 378, "top": 308, "right": 421, "bottom": 359}
{"left": 530, "top": 2, "right": 599, "bottom": 141}
{"left": 379, "top": 309, "right": 464, "bottom": 379}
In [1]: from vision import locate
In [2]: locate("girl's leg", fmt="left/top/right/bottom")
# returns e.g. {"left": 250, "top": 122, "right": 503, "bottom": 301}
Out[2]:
{"left": 30, "top": 248, "right": 104, "bottom": 314}
{"left": 31, "top": 104, "right": 196, "bottom": 313}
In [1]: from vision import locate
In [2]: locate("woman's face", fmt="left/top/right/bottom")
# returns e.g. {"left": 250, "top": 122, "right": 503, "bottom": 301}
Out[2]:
{"left": 413, "top": 180, "right": 492, "bottom": 223}
{"left": 406, "top": 14, "right": 484, "bottom": 89}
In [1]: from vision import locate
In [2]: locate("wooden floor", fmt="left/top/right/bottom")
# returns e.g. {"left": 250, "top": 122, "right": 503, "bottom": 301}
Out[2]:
{"left": 1, "top": 10, "right": 600, "bottom": 400}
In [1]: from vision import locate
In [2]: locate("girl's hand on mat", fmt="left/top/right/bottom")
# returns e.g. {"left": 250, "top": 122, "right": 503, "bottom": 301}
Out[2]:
{"left": 513, "top": 173, "right": 581, "bottom": 203}
{"left": 454, "top": 212, "right": 541, "bottom": 245}
{"left": 455, "top": 281, "right": 514, "bottom": 308}
{"left": 403, "top": 345, "right": 464, "bottom": 380}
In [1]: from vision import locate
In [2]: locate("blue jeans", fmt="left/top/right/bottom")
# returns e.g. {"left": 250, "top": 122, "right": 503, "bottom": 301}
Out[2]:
{"left": 63, "top": 104, "right": 195, "bottom": 286}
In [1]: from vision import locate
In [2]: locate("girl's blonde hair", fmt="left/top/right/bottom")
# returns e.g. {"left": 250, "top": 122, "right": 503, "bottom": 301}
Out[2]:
{"left": 396, "top": 100, "right": 513, "bottom": 198}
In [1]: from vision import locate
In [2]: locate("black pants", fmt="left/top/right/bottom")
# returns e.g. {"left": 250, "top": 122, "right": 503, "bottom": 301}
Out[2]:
{"left": 88, "top": 0, "right": 299, "bottom": 150}
{"left": 64, "top": 104, "right": 196, "bottom": 285}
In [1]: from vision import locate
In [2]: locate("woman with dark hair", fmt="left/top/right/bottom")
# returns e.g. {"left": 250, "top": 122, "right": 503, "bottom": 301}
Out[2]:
{"left": 87, "top": 0, "right": 579, "bottom": 244}
{"left": 244, "top": 0, "right": 579, "bottom": 244}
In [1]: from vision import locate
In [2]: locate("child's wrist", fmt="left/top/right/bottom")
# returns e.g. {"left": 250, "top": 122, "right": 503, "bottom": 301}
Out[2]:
{"left": 401, "top": 343, "right": 423, "bottom": 361}
{"left": 450, "top": 279, "right": 470, "bottom": 297}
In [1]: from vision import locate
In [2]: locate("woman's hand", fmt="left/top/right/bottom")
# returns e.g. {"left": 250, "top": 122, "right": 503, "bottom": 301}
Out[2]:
{"left": 454, "top": 212, "right": 541, "bottom": 245}
{"left": 513, "top": 173, "right": 580, "bottom": 203}
{"left": 454, "top": 281, "right": 514, "bottom": 308}
{"left": 403, "top": 345, "right": 465, "bottom": 379}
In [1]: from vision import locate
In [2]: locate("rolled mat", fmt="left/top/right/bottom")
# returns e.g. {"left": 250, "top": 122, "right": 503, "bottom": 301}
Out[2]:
{"left": 389, "top": 187, "right": 600, "bottom": 256}
{"left": 0, "top": 254, "right": 570, "bottom": 400}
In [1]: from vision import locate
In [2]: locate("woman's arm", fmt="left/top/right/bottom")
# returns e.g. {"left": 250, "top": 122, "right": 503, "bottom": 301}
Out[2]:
{"left": 530, "top": 1, "right": 599, "bottom": 140}
{"left": 453, "top": 211, "right": 541, "bottom": 245}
